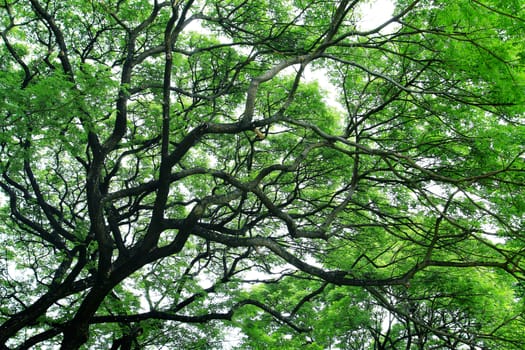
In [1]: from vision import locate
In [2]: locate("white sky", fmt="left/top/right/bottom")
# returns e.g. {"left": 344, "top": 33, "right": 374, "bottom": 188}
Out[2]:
{"left": 357, "top": 0, "right": 396, "bottom": 31}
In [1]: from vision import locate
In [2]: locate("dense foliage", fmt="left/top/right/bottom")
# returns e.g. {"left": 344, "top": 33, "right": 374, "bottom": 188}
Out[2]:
{"left": 1, "top": 0, "right": 524, "bottom": 348}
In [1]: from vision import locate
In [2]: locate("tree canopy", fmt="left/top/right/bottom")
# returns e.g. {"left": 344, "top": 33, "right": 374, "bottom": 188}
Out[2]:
{"left": 1, "top": 0, "right": 524, "bottom": 348}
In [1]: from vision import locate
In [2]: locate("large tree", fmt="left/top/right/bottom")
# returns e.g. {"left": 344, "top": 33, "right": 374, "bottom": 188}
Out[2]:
{"left": 1, "top": 0, "right": 524, "bottom": 348}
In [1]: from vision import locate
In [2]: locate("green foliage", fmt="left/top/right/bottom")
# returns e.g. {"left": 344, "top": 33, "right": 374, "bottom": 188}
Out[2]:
{"left": 0, "top": 0, "right": 524, "bottom": 349}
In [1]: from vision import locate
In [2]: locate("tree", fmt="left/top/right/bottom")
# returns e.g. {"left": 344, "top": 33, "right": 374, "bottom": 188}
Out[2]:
{"left": 0, "top": 0, "right": 524, "bottom": 348}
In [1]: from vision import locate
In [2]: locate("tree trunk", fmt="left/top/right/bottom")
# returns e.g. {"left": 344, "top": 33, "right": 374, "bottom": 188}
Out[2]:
{"left": 60, "top": 284, "right": 113, "bottom": 349}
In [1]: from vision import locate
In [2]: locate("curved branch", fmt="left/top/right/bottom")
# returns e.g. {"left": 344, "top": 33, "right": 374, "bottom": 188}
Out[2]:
{"left": 90, "top": 298, "right": 309, "bottom": 333}
{"left": 193, "top": 226, "right": 415, "bottom": 287}
{"left": 28, "top": 0, "right": 73, "bottom": 77}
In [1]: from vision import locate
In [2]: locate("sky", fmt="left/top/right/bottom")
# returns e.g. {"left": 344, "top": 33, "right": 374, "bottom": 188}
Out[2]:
{"left": 357, "top": 0, "right": 396, "bottom": 31}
